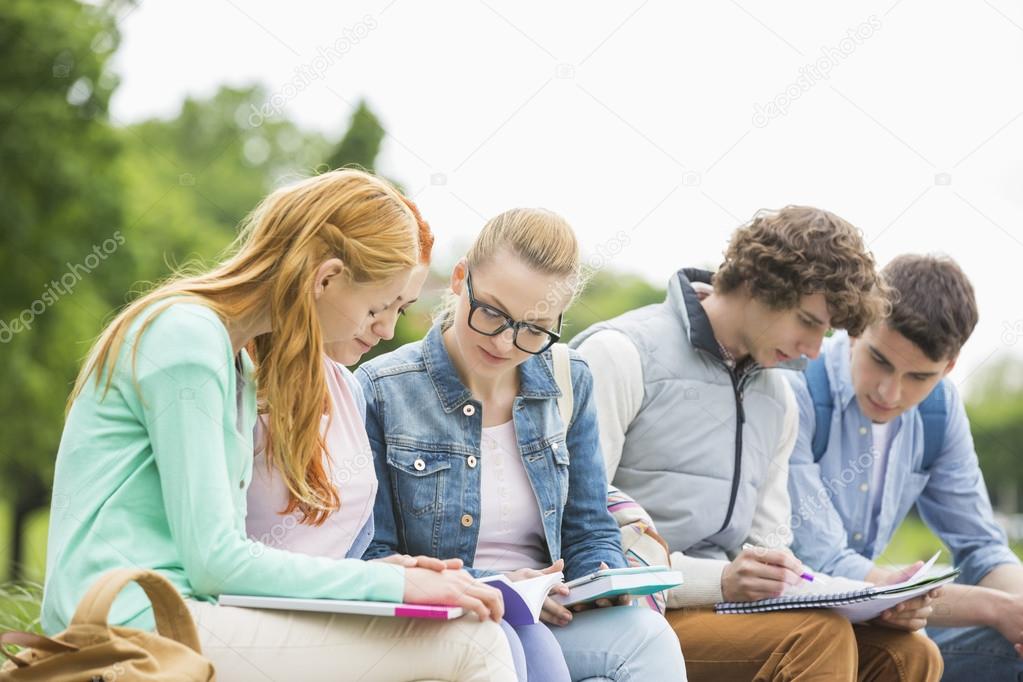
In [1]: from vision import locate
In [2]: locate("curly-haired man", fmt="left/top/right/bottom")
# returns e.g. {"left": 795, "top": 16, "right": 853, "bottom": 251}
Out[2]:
{"left": 572, "top": 206, "right": 942, "bottom": 681}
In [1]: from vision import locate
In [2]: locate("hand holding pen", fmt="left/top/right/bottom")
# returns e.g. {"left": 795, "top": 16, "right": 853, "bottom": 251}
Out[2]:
{"left": 720, "top": 542, "right": 815, "bottom": 602}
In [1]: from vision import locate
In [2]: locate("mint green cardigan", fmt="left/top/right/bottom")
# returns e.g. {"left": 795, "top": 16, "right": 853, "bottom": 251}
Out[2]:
{"left": 41, "top": 302, "right": 404, "bottom": 633}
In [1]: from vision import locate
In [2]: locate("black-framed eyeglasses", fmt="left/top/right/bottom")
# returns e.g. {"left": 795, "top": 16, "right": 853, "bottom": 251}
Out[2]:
{"left": 465, "top": 270, "right": 562, "bottom": 355}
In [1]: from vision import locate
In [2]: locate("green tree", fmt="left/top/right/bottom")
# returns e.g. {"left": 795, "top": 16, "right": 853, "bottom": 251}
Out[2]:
{"left": 326, "top": 99, "right": 385, "bottom": 173}
{"left": 0, "top": 0, "right": 127, "bottom": 580}
{"left": 116, "top": 84, "right": 330, "bottom": 283}
{"left": 562, "top": 270, "right": 664, "bottom": 343}
{"left": 966, "top": 355, "right": 1023, "bottom": 514}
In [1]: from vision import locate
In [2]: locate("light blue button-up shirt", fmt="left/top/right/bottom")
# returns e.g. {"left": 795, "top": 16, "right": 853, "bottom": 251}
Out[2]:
{"left": 787, "top": 331, "right": 1020, "bottom": 584}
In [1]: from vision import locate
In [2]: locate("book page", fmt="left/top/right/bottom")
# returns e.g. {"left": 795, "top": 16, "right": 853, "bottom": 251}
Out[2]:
{"left": 479, "top": 572, "right": 563, "bottom": 625}
{"left": 781, "top": 572, "right": 871, "bottom": 598}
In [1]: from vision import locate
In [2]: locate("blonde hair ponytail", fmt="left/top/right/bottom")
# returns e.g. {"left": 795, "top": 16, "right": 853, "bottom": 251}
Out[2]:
{"left": 439, "top": 208, "right": 584, "bottom": 328}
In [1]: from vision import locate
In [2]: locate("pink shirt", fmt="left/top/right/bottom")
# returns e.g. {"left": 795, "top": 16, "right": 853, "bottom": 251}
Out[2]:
{"left": 246, "top": 358, "right": 377, "bottom": 560}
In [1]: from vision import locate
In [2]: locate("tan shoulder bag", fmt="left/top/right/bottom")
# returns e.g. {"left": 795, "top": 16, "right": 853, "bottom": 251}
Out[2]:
{"left": 1, "top": 568, "right": 214, "bottom": 681}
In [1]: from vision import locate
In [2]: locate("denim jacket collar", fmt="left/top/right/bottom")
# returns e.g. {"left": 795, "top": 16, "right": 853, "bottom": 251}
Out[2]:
{"left": 421, "top": 324, "right": 561, "bottom": 414}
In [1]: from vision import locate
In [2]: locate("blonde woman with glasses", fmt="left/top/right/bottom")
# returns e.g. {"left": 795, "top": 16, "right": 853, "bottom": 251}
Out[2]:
{"left": 358, "top": 208, "right": 687, "bottom": 681}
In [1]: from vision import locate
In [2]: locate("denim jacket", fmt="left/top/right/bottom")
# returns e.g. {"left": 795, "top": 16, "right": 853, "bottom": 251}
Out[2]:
{"left": 357, "top": 324, "right": 627, "bottom": 580}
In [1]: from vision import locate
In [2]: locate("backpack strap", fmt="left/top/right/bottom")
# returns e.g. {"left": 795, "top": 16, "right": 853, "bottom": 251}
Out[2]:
{"left": 551, "top": 343, "right": 574, "bottom": 431}
{"left": 917, "top": 380, "right": 948, "bottom": 470}
{"left": 804, "top": 353, "right": 834, "bottom": 463}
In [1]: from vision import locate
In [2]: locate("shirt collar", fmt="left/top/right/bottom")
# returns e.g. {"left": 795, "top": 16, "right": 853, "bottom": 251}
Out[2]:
{"left": 421, "top": 323, "right": 561, "bottom": 413}
{"left": 824, "top": 330, "right": 858, "bottom": 409}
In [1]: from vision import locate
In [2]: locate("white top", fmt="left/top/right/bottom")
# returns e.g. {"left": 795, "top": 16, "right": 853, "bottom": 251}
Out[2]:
{"left": 869, "top": 420, "right": 896, "bottom": 535}
{"left": 473, "top": 420, "right": 548, "bottom": 573}
{"left": 576, "top": 327, "right": 798, "bottom": 607}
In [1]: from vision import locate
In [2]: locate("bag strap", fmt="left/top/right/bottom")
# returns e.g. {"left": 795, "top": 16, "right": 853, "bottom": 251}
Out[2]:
{"left": 918, "top": 380, "right": 948, "bottom": 470}
{"left": 804, "top": 353, "right": 834, "bottom": 463}
{"left": 551, "top": 343, "right": 574, "bottom": 431}
{"left": 0, "top": 631, "right": 79, "bottom": 668}
{"left": 69, "top": 568, "right": 202, "bottom": 654}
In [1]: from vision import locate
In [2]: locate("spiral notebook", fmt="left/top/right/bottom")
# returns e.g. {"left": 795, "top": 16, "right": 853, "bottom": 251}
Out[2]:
{"left": 715, "top": 551, "right": 959, "bottom": 623}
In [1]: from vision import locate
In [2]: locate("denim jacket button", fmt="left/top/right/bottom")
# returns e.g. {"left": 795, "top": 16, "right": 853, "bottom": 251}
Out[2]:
{"left": 463, "top": 404, "right": 476, "bottom": 417}
{"left": 551, "top": 442, "right": 560, "bottom": 451}
{"left": 467, "top": 455, "right": 478, "bottom": 468}
{"left": 413, "top": 458, "right": 426, "bottom": 471}
{"left": 460, "top": 514, "right": 474, "bottom": 527}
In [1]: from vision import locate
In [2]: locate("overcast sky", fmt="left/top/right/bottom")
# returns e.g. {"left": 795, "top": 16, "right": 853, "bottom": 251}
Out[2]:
{"left": 107, "top": 0, "right": 1023, "bottom": 394}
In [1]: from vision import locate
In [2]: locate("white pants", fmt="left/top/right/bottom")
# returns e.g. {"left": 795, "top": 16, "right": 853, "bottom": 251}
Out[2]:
{"left": 186, "top": 601, "right": 518, "bottom": 682}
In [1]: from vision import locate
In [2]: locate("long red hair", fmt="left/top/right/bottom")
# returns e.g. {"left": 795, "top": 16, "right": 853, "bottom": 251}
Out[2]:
{"left": 69, "top": 169, "right": 419, "bottom": 528}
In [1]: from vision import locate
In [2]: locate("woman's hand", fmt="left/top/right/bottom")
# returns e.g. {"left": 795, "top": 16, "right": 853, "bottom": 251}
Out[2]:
{"left": 403, "top": 567, "right": 504, "bottom": 622}
{"left": 505, "top": 558, "right": 564, "bottom": 583}
{"left": 373, "top": 554, "right": 463, "bottom": 572}
{"left": 568, "top": 562, "right": 632, "bottom": 613}
{"left": 504, "top": 560, "right": 576, "bottom": 627}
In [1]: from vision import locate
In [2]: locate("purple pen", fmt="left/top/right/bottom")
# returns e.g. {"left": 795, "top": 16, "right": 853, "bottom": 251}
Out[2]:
{"left": 800, "top": 572, "right": 815, "bottom": 582}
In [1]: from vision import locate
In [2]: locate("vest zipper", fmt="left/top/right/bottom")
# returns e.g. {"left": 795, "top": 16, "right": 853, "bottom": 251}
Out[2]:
{"left": 718, "top": 370, "right": 746, "bottom": 534}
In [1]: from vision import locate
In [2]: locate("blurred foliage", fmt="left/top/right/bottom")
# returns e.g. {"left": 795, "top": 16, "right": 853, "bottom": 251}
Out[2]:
{"left": 1, "top": 0, "right": 128, "bottom": 581}
{"left": 116, "top": 84, "right": 330, "bottom": 287}
{"left": 0, "top": 0, "right": 384, "bottom": 580}
{"left": 965, "top": 355, "right": 1023, "bottom": 513}
{"left": 327, "top": 100, "right": 384, "bottom": 175}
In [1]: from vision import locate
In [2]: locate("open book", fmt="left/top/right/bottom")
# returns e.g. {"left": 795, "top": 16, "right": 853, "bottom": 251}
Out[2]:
{"left": 479, "top": 572, "right": 564, "bottom": 625}
{"left": 217, "top": 594, "right": 463, "bottom": 620}
{"left": 551, "top": 566, "right": 684, "bottom": 608}
{"left": 715, "top": 551, "right": 959, "bottom": 622}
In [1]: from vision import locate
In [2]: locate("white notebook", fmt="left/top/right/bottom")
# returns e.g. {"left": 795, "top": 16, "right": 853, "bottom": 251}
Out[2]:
{"left": 715, "top": 551, "right": 958, "bottom": 623}
{"left": 217, "top": 594, "right": 463, "bottom": 620}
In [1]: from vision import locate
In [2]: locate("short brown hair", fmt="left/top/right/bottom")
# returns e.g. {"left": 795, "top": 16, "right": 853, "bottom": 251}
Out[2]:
{"left": 714, "top": 205, "right": 888, "bottom": 336}
{"left": 882, "top": 254, "right": 977, "bottom": 361}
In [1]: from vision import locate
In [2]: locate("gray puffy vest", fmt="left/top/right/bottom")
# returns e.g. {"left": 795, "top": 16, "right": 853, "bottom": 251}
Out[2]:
{"left": 571, "top": 269, "right": 801, "bottom": 560}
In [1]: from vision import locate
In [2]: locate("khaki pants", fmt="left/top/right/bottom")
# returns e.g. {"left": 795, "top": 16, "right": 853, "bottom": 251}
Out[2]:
{"left": 667, "top": 608, "right": 942, "bottom": 681}
{"left": 186, "top": 601, "right": 518, "bottom": 682}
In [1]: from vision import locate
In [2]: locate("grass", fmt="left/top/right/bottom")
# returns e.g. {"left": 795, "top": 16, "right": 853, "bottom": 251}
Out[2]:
{"left": 0, "top": 581, "right": 43, "bottom": 634}
{"left": 0, "top": 502, "right": 49, "bottom": 637}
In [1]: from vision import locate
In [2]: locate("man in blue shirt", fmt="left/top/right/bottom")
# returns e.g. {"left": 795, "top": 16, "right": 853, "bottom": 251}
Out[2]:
{"left": 788, "top": 254, "right": 1023, "bottom": 680}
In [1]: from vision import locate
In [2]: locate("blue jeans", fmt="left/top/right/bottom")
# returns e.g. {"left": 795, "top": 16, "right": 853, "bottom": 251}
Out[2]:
{"left": 501, "top": 620, "right": 571, "bottom": 682}
{"left": 548, "top": 606, "right": 687, "bottom": 681}
{"left": 929, "top": 625, "right": 1023, "bottom": 682}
